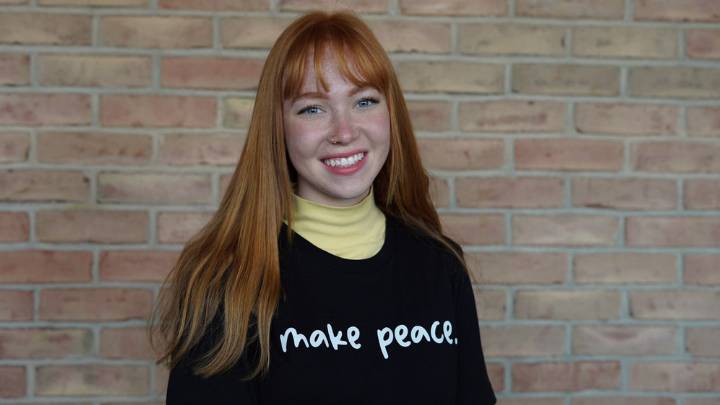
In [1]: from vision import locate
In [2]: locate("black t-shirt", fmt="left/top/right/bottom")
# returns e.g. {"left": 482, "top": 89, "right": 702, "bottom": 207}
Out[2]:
{"left": 166, "top": 214, "right": 497, "bottom": 404}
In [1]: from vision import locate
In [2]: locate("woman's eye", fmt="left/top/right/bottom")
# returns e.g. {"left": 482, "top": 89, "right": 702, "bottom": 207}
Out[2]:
{"left": 357, "top": 97, "right": 379, "bottom": 108}
{"left": 297, "top": 105, "right": 322, "bottom": 115}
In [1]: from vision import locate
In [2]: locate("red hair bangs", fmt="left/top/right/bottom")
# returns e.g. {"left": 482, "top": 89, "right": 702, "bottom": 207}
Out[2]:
{"left": 281, "top": 14, "right": 391, "bottom": 101}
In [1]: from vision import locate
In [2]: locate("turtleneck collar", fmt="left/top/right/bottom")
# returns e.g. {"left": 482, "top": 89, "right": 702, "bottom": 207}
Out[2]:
{"left": 283, "top": 185, "right": 386, "bottom": 260}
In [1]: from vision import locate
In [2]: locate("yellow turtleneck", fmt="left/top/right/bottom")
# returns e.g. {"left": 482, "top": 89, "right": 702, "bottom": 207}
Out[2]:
{"left": 282, "top": 185, "right": 386, "bottom": 260}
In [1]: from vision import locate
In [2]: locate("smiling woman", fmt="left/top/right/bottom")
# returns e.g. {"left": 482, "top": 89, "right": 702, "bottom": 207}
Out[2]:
{"left": 283, "top": 50, "right": 390, "bottom": 206}
{"left": 151, "top": 10, "right": 496, "bottom": 405}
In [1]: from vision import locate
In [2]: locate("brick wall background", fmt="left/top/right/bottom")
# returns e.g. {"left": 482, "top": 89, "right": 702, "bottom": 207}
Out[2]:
{"left": 1, "top": 0, "right": 719, "bottom": 404}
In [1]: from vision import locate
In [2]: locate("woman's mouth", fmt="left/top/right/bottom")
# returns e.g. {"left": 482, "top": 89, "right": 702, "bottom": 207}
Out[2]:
{"left": 321, "top": 152, "right": 367, "bottom": 175}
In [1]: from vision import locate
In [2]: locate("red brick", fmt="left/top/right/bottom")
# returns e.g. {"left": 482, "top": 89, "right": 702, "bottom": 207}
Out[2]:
{"left": 686, "top": 399, "right": 720, "bottom": 405}
{"left": 101, "top": 16, "right": 212, "bottom": 48}
{"left": 221, "top": 16, "right": 291, "bottom": 49}
{"left": 456, "top": 176, "right": 564, "bottom": 208}
{"left": 0, "top": 211, "right": 29, "bottom": 242}
{"left": 42, "top": 0, "right": 147, "bottom": 4}
{"left": 440, "top": 214, "right": 505, "bottom": 245}
{"left": 279, "top": 0, "right": 387, "bottom": 13}
{"left": 687, "top": 327, "right": 720, "bottom": 357}
{"left": 398, "top": 0, "right": 505, "bottom": 16}
{"left": 98, "top": 172, "right": 212, "bottom": 204}
{"left": 161, "top": 57, "right": 263, "bottom": 90}
{"left": 0, "top": 93, "right": 91, "bottom": 126}
{"left": 0, "top": 366, "right": 26, "bottom": 398}
{"left": 685, "top": 179, "right": 720, "bottom": 210}
{"left": 575, "top": 103, "right": 678, "bottom": 135}
{"left": 35, "top": 365, "right": 149, "bottom": 396}
{"left": 0, "top": 250, "right": 92, "bottom": 283}
{"left": 369, "top": 20, "right": 451, "bottom": 54}
{"left": 0, "top": 54, "right": 29, "bottom": 85}
{"left": 574, "top": 252, "right": 676, "bottom": 284}
{"left": 481, "top": 363, "right": 503, "bottom": 393}
{"left": 513, "top": 64, "right": 620, "bottom": 96}
{"left": 398, "top": 62, "right": 504, "bottom": 94}
{"left": 572, "top": 177, "right": 677, "bottom": 210}
{"left": 40, "top": 288, "right": 152, "bottom": 321}
{"left": 459, "top": 100, "right": 565, "bottom": 133}
{"left": 101, "top": 327, "right": 154, "bottom": 359}
{"left": 636, "top": 0, "right": 720, "bottom": 22}
{"left": 101, "top": 95, "right": 216, "bottom": 128}
{"left": 37, "top": 132, "right": 152, "bottom": 165}
{"left": 629, "top": 67, "right": 720, "bottom": 99}
{"left": 474, "top": 288, "right": 506, "bottom": 320}
{"left": 0, "top": 13, "right": 90, "bottom": 45}
{"left": 685, "top": 254, "right": 720, "bottom": 285}
{"left": 515, "top": 138, "right": 624, "bottom": 172}
{"left": 687, "top": 29, "right": 720, "bottom": 59}
{"left": 38, "top": 54, "right": 151, "bottom": 87}
{"left": 630, "top": 290, "right": 720, "bottom": 320}
{"left": 626, "top": 216, "right": 720, "bottom": 248}
{"left": 512, "top": 361, "right": 620, "bottom": 392}
{"left": 687, "top": 106, "right": 720, "bottom": 137}
{"left": 157, "top": 211, "right": 213, "bottom": 244}
{"left": 573, "top": 398, "right": 675, "bottom": 405}
{"left": 36, "top": 209, "right": 148, "bottom": 244}
{"left": 418, "top": 138, "right": 503, "bottom": 170}
{"left": 0, "top": 328, "right": 92, "bottom": 359}
{"left": 630, "top": 362, "right": 720, "bottom": 392}
{"left": 467, "top": 252, "right": 566, "bottom": 284}
{"left": 501, "top": 399, "right": 563, "bottom": 405}
{"left": 515, "top": 290, "right": 620, "bottom": 320}
{"left": 0, "top": 132, "right": 29, "bottom": 163}
{"left": 429, "top": 176, "right": 449, "bottom": 208}
{"left": 460, "top": 24, "right": 565, "bottom": 56}
{"left": 160, "top": 0, "right": 267, "bottom": 10}
{"left": 222, "top": 98, "right": 253, "bottom": 129}
{"left": 100, "top": 250, "right": 178, "bottom": 282}
{"left": 573, "top": 325, "right": 676, "bottom": 355}
{"left": 483, "top": 325, "right": 565, "bottom": 357}
{"left": 633, "top": 141, "right": 720, "bottom": 173}
{"left": 517, "top": 0, "right": 624, "bottom": 19}
{"left": 220, "top": 173, "right": 232, "bottom": 197}
{"left": 158, "top": 133, "right": 244, "bottom": 166}
{"left": 155, "top": 365, "right": 169, "bottom": 395}
{"left": 0, "top": 290, "right": 33, "bottom": 321}
{"left": 104, "top": 402, "right": 164, "bottom": 405}
{"left": 0, "top": 170, "right": 89, "bottom": 202}
{"left": 572, "top": 27, "right": 677, "bottom": 59}
{"left": 407, "top": 101, "right": 451, "bottom": 132}
{"left": 513, "top": 214, "right": 618, "bottom": 247}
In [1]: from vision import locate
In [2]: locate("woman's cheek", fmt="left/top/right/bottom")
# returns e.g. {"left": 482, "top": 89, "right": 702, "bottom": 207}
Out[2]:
{"left": 365, "top": 109, "right": 391, "bottom": 137}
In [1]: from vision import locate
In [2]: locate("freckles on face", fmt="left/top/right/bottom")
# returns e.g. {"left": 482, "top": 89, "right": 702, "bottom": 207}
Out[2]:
{"left": 281, "top": 53, "right": 391, "bottom": 206}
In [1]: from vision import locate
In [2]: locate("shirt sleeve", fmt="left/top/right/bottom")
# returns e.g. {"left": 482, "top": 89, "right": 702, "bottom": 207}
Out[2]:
{"left": 165, "top": 320, "right": 259, "bottom": 405}
{"left": 449, "top": 250, "right": 497, "bottom": 404}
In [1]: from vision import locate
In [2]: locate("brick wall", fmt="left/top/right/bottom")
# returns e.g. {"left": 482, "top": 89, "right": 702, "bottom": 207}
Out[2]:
{"left": 0, "top": 0, "right": 719, "bottom": 404}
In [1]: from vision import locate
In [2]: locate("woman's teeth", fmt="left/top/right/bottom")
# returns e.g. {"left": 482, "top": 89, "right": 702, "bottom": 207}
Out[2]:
{"left": 322, "top": 152, "right": 365, "bottom": 168}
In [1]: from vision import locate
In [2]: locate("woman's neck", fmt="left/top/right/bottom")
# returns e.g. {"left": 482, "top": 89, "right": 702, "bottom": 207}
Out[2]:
{"left": 284, "top": 185, "right": 386, "bottom": 259}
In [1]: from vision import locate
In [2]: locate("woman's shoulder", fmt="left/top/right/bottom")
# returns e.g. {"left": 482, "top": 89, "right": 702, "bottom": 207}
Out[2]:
{"left": 389, "top": 216, "right": 465, "bottom": 271}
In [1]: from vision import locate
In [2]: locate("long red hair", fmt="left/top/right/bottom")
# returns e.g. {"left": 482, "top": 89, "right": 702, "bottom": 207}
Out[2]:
{"left": 149, "top": 10, "right": 466, "bottom": 379}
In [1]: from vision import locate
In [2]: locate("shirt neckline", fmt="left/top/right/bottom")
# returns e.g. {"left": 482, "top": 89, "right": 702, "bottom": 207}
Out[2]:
{"left": 279, "top": 214, "right": 396, "bottom": 275}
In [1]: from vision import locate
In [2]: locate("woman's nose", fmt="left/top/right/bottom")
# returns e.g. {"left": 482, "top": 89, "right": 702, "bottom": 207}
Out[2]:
{"left": 330, "top": 110, "right": 356, "bottom": 144}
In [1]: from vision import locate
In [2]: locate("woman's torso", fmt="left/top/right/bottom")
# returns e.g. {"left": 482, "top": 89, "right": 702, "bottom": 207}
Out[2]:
{"left": 256, "top": 216, "right": 462, "bottom": 404}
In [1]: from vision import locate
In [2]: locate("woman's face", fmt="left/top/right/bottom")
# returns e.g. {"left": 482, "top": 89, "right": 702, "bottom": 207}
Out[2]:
{"left": 282, "top": 52, "right": 391, "bottom": 207}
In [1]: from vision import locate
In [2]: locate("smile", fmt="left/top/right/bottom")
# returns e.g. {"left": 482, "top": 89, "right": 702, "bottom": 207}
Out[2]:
{"left": 321, "top": 152, "right": 367, "bottom": 175}
{"left": 322, "top": 152, "right": 365, "bottom": 167}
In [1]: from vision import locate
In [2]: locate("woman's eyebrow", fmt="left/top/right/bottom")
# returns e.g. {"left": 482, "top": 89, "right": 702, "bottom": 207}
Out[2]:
{"left": 291, "top": 86, "right": 374, "bottom": 103}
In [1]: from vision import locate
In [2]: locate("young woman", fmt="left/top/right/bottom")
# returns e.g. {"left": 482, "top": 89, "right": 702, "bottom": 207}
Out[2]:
{"left": 151, "top": 10, "right": 497, "bottom": 405}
